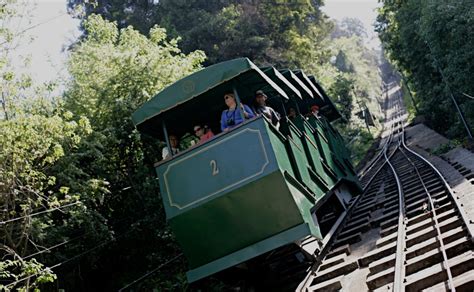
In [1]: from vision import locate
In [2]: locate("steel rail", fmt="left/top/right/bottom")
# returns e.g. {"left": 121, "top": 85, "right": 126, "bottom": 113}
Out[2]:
{"left": 299, "top": 88, "right": 409, "bottom": 291}
{"left": 297, "top": 145, "right": 399, "bottom": 291}
{"left": 297, "top": 115, "right": 400, "bottom": 291}
{"left": 401, "top": 127, "right": 474, "bottom": 241}
{"left": 384, "top": 147, "right": 406, "bottom": 292}
{"left": 396, "top": 93, "right": 455, "bottom": 290}
{"left": 359, "top": 91, "right": 400, "bottom": 179}
{"left": 398, "top": 146, "right": 455, "bottom": 291}
{"left": 388, "top": 102, "right": 408, "bottom": 292}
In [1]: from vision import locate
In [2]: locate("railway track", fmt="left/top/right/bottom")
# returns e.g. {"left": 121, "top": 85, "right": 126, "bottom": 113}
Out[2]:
{"left": 297, "top": 94, "right": 474, "bottom": 291}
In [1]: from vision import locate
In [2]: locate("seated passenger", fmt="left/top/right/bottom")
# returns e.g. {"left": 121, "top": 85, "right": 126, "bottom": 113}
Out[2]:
{"left": 287, "top": 107, "right": 297, "bottom": 121}
{"left": 253, "top": 90, "right": 280, "bottom": 129}
{"left": 194, "top": 124, "right": 214, "bottom": 143}
{"left": 220, "top": 93, "right": 255, "bottom": 131}
{"left": 162, "top": 134, "right": 181, "bottom": 160}
{"left": 306, "top": 105, "right": 321, "bottom": 119}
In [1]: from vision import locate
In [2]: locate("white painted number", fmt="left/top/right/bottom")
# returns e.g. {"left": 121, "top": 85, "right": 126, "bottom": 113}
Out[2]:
{"left": 210, "top": 160, "right": 219, "bottom": 176}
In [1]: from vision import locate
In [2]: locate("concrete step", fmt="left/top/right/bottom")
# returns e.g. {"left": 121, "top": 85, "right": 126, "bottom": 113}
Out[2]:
{"left": 406, "top": 216, "right": 462, "bottom": 248}
{"left": 319, "top": 253, "right": 346, "bottom": 272}
{"left": 406, "top": 202, "right": 452, "bottom": 226}
{"left": 421, "top": 270, "right": 474, "bottom": 292}
{"left": 368, "top": 253, "right": 395, "bottom": 275}
{"left": 406, "top": 226, "right": 466, "bottom": 260}
{"left": 366, "top": 266, "right": 394, "bottom": 290}
{"left": 308, "top": 275, "right": 343, "bottom": 291}
{"left": 405, "top": 251, "right": 474, "bottom": 292}
{"left": 325, "top": 244, "right": 350, "bottom": 260}
{"left": 376, "top": 210, "right": 399, "bottom": 229}
{"left": 375, "top": 230, "right": 398, "bottom": 249}
{"left": 344, "top": 216, "right": 370, "bottom": 231}
{"left": 334, "top": 232, "right": 362, "bottom": 248}
{"left": 338, "top": 222, "right": 371, "bottom": 239}
{"left": 359, "top": 241, "right": 397, "bottom": 267}
{"left": 405, "top": 236, "right": 473, "bottom": 276}
{"left": 380, "top": 224, "right": 398, "bottom": 238}
{"left": 406, "top": 208, "right": 456, "bottom": 236}
{"left": 313, "top": 260, "right": 358, "bottom": 284}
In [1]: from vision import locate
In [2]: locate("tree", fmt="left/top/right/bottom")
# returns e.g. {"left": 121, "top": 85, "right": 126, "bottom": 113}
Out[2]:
{"left": 332, "top": 17, "right": 367, "bottom": 39}
{"left": 376, "top": 0, "right": 474, "bottom": 139}
{"left": 62, "top": 14, "right": 205, "bottom": 290}
{"left": 68, "top": 0, "right": 332, "bottom": 67}
{"left": 0, "top": 2, "right": 112, "bottom": 289}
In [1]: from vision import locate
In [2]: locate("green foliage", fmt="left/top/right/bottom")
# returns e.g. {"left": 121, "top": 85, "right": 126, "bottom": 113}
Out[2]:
{"left": 69, "top": 0, "right": 331, "bottom": 67}
{"left": 323, "top": 22, "right": 383, "bottom": 161}
{"left": 1, "top": 1, "right": 111, "bottom": 289}
{"left": 401, "top": 82, "right": 416, "bottom": 123}
{"left": 431, "top": 140, "right": 461, "bottom": 156}
{"left": 335, "top": 124, "right": 374, "bottom": 166}
{"left": 377, "top": 0, "right": 474, "bottom": 140}
{"left": 0, "top": 98, "right": 112, "bottom": 289}
{"left": 61, "top": 14, "right": 205, "bottom": 290}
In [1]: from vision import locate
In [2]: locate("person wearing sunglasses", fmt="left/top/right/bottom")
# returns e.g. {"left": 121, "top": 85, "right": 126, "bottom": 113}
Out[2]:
{"left": 194, "top": 124, "right": 214, "bottom": 143}
{"left": 220, "top": 93, "right": 255, "bottom": 132}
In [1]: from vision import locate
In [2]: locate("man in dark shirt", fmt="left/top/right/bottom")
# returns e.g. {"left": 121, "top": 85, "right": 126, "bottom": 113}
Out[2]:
{"left": 253, "top": 90, "right": 281, "bottom": 129}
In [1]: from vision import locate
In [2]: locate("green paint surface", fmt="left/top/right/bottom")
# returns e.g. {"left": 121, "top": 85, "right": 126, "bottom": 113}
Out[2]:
{"left": 170, "top": 170, "right": 304, "bottom": 268}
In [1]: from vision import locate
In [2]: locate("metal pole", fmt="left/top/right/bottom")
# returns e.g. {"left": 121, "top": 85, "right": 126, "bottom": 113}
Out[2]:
{"left": 425, "top": 40, "right": 473, "bottom": 139}
{"left": 232, "top": 86, "right": 245, "bottom": 121}
{"left": 162, "top": 121, "right": 172, "bottom": 158}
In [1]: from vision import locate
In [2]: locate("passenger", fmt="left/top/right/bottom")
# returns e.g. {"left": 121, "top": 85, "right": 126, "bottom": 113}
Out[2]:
{"left": 287, "top": 107, "right": 297, "bottom": 121}
{"left": 194, "top": 124, "right": 214, "bottom": 143}
{"left": 162, "top": 134, "right": 181, "bottom": 160}
{"left": 220, "top": 93, "right": 255, "bottom": 131}
{"left": 253, "top": 90, "right": 281, "bottom": 129}
{"left": 307, "top": 105, "right": 321, "bottom": 119}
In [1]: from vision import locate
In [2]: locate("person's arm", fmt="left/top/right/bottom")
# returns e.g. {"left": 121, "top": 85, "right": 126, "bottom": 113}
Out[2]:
{"left": 271, "top": 108, "right": 281, "bottom": 125}
{"left": 220, "top": 110, "right": 228, "bottom": 131}
{"left": 243, "top": 104, "right": 255, "bottom": 119}
{"left": 162, "top": 147, "right": 170, "bottom": 160}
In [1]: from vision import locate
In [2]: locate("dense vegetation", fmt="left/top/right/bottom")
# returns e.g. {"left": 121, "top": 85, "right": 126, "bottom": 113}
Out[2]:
{"left": 377, "top": 0, "right": 474, "bottom": 140}
{"left": 2, "top": 1, "right": 384, "bottom": 290}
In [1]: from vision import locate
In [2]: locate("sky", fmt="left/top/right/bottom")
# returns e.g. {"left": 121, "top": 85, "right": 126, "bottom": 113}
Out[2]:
{"left": 12, "top": 0, "right": 381, "bottom": 86}
{"left": 10, "top": 0, "right": 80, "bottom": 85}
{"left": 322, "top": 0, "right": 381, "bottom": 48}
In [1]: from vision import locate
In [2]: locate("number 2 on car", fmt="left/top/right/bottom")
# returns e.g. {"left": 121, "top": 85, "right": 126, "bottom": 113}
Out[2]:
{"left": 210, "top": 160, "right": 219, "bottom": 176}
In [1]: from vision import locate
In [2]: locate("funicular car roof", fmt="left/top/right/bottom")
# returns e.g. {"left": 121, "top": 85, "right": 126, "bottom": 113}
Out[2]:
{"left": 132, "top": 58, "right": 289, "bottom": 134}
{"left": 260, "top": 67, "right": 302, "bottom": 99}
{"left": 132, "top": 58, "right": 342, "bottom": 138}
{"left": 278, "top": 69, "right": 314, "bottom": 99}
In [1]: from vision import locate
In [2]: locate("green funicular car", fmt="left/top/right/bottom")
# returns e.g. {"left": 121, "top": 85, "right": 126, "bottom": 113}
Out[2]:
{"left": 132, "top": 58, "right": 361, "bottom": 284}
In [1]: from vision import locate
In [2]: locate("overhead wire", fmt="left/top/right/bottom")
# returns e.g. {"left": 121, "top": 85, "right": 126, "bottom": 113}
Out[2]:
{"left": 117, "top": 253, "right": 184, "bottom": 291}
{"left": 462, "top": 92, "right": 474, "bottom": 100}
{"left": 5, "top": 223, "right": 138, "bottom": 289}
{"left": 21, "top": 216, "right": 132, "bottom": 260}
{"left": 0, "top": 201, "right": 81, "bottom": 225}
